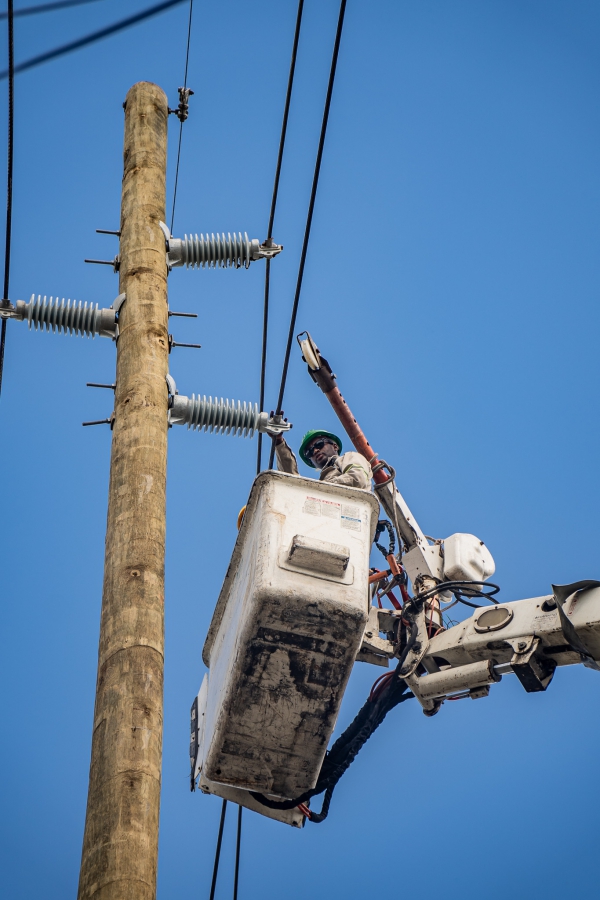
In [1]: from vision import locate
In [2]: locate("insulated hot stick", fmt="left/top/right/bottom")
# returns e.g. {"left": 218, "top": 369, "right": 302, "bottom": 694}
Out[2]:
{"left": 297, "top": 331, "right": 391, "bottom": 487}
{"left": 296, "top": 330, "right": 446, "bottom": 591}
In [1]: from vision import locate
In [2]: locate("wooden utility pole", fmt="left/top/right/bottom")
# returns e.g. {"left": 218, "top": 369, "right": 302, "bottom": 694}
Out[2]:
{"left": 78, "top": 82, "right": 169, "bottom": 900}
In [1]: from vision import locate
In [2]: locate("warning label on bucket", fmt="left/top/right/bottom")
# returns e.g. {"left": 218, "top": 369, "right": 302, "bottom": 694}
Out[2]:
{"left": 303, "top": 496, "right": 341, "bottom": 519}
{"left": 303, "top": 496, "right": 361, "bottom": 531}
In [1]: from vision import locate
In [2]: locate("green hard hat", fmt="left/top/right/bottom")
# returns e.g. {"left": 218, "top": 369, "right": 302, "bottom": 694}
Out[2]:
{"left": 299, "top": 429, "right": 343, "bottom": 468}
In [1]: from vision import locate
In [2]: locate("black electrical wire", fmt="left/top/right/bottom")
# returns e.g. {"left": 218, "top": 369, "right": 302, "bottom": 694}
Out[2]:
{"left": 250, "top": 623, "right": 417, "bottom": 821}
{"left": 252, "top": 676, "right": 414, "bottom": 820}
{"left": 208, "top": 799, "right": 227, "bottom": 900}
{"left": 205, "top": 9, "right": 306, "bottom": 888}
{"left": 267, "top": 0, "right": 348, "bottom": 471}
{"left": 0, "top": 0, "right": 15, "bottom": 397}
{"left": 0, "top": 0, "right": 188, "bottom": 80}
{"left": 169, "top": 0, "right": 193, "bottom": 233}
{"left": 256, "top": 0, "right": 304, "bottom": 476}
{"left": 415, "top": 580, "right": 501, "bottom": 609}
{"left": 374, "top": 519, "right": 396, "bottom": 560}
{"left": 0, "top": 0, "right": 104, "bottom": 18}
{"left": 233, "top": 805, "right": 242, "bottom": 900}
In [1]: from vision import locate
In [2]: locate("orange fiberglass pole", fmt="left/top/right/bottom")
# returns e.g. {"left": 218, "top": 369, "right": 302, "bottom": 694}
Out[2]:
{"left": 297, "top": 331, "right": 390, "bottom": 487}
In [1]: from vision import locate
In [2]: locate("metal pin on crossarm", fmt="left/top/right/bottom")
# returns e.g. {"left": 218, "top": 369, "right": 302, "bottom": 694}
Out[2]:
{"left": 82, "top": 416, "right": 114, "bottom": 428}
{"left": 168, "top": 335, "right": 201, "bottom": 351}
{"left": 84, "top": 256, "right": 120, "bottom": 272}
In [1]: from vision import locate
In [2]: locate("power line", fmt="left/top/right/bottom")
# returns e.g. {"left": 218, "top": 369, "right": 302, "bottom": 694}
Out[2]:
{"left": 206, "top": 800, "right": 241, "bottom": 899}
{"left": 208, "top": 799, "right": 227, "bottom": 900}
{"left": 169, "top": 0, "right": 194, "bottom": 233}
{"left": 233, "top": 805, "right": 242, "bottom": 900}
{"left": 206, "top": 19, "right": 309, "bottom": 889}
{"left": 268, "top": 0, "right": 348, "bottom": 470}
{"left": 256, "top": 0, "right": 305, "bottom": 475}
{"left": 236, "top": 11, "right": 308, "bottom": 887}
{"left": 0, "top": 0, "right": 105, "bottom": 18}
{"left": 0, "top": 0, "right": 15, "bottom": 397}
{"left": 0, "top": 0, "right": 188, "bottom": 80}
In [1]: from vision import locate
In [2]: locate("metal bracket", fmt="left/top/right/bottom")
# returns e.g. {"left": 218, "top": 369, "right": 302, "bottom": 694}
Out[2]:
{"left": 505, "top": 635, "right": 536, "bottom": 656}
{"left": 111, "top": 292, "right": 126, "bottom": 314}
{"left": 257, "top": 237, "right": 284, "bottom": 260}
{"left": 107, "top": 293, "right": 126, "bottom": 340}
{"left": 169, "top": 86, "right": 194, "bottom": 122}
{"left": 262, "top": 411, "right": 292, "bottom": 438}
{"left": 0, "top": 300, "right": 21, "bottom": 320}
{"left": 359, "top": 606, "right": 395, "bottom": 663}
{"left": 159, "top": 220, "right": 171, "bottom": 249}
{"left": 166, "top": 373, "right": 178, "bottom": 401}
{"left": 507, "top": 635, "right": 557, "bottom": 693}
{"left": 399, "top": 605, "right": 430, "bottom": 678}
{"left": 397, "top": 604, "right": 440, "bottom": 714}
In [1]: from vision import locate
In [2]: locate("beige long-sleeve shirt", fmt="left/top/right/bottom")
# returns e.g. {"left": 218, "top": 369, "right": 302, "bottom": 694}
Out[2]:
{"left": 275, "top": 439, "right": 372, "bottom": 491}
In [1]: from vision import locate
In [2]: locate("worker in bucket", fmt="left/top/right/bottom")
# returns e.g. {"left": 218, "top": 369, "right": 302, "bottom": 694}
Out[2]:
{"left": 273, "top": 427, "right": 371, "bottom": 490}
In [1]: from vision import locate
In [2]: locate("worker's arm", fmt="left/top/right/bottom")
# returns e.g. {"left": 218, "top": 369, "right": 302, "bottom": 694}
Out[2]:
{"left": 322, "top": 452, "right": 371, "bottom": 490}
{"left": 274, "top": 436, "right": 300, "bottom": 475}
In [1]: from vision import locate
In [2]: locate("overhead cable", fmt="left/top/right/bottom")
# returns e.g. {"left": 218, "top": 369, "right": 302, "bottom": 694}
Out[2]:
{"left": 208, "top": 799, "right": 227, "bottom": 900}
{"left": 0, "top": 0, "right": 15, "bottom": 397}
{"left": 0, "top": 0, "right": 188, "bottom": 80}
{"left": 0, "top": 0, "right": 104, "bottom": 19}
{"left": 169, "top": 0, "right": 194, "bottom": 233}
{"left": 256, "top": 0, "right": 305, "bottom": 475}
{"left": 267, "top": 0, "right": 348, "bottom": 470}
{"left": 233, "top": 805, "right": 242, "bottom": 900}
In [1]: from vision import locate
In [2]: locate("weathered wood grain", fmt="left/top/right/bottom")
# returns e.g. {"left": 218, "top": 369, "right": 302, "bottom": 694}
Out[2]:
{"left": 77, "top": 81, "right": 169, "bottom": 900}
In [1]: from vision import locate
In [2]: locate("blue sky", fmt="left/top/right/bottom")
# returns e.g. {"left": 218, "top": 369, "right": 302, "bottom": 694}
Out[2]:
{"left": 1, "top": 1, "right": 600, "bottom": 897}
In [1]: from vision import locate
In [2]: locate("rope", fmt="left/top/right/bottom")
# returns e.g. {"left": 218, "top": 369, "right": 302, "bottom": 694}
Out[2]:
{"left": 208, "top": 799, "right": 227, "bottom": 900}
{"left": 170, "top": 0, "right": 194, "bottom": 233}
{"left": 233, "top": 805, "right": 242, "bottom": 900}
{"left": 256, "top": 0, "right": 305, "bottom": 475}
{"left": 0, "top": 0, "right": 15, "bottom": 397}
{"left": 267, "top": 0, "right": 348, "bottom": 470}
{"left": 0, "top": 0, "right": 188, "bottom": 80}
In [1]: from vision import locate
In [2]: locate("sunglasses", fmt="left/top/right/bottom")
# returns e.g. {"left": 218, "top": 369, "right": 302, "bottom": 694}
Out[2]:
{"left": 306, "top": 438, "right": 335, "bottom": 458}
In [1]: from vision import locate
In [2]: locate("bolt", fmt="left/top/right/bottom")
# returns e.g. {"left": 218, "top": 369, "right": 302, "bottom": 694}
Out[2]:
{"left": 518, "top": 641, "right": 526, "bottom": 650}
{"left": 365, "top": 631, "right": 373, "bottom": 638}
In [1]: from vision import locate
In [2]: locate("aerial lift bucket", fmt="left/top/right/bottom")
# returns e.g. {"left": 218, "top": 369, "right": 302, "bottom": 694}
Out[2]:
{"left": 191, "top": 471, "right": 380, "bottom": 824}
